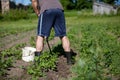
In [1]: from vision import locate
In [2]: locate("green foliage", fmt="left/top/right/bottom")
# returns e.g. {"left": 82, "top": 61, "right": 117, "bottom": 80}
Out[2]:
{"left": 71, "top": 24, "right": 120, "bottom": 79}
{"left": 0, "top": 43, "right": 25, "bottom": 76}
{"left": 48, "top": 28, "right": 55, "bottom": 40}
{"left": 60, "top": 0, "right": 92, "bottom": 10}
{"left": 0, "top": 18, "right": 37, "bottom": 38}
{"left": 0, "top": 10, "right": 120, "bottom": 79}
{"left": 102, "top": 0, "right": 114, "bottom": 4}
{"left": 0, "top": 13, "right": 4, "bottom": 20}
{"left": 117, "top": 8, "right": 120, "bottom": 15}
{"left": 75, "top": 0, "right": 92, "bottom": 10}
{"left": 80, "top": 24, "right": 119, "bottom": 77}
{"left": 60, "top": 0, "right": 70, "bottom": 10}
{"left": 111, "top": 51, "right": 120, "bottom": 75}
{"left": 0, "top": 9, "right": 30, "bottom": 21}
{"left": 1, "top": 43, "right": 25, "bottom": 59}
{"left": 64, "top": 11, "right": 120, "bottom": 80}
{"left": 30, "top": 36, "right": 36, "bottom": 47}
{"left": 27, "top": 51, "right": 58, "bottom": 77}
{"left": 0, "top": 56, "right": 13, "bottom": 76}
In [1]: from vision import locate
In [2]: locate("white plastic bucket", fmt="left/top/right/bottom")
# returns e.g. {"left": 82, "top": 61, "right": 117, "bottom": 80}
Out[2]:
{"left": 22, "top": 47, "right": 36, "bottom": 62}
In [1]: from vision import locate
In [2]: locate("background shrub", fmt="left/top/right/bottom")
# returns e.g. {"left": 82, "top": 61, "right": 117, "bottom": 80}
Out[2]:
{"left": 0, "top": 9, "right": 30, "bottom": 21}
{"left": 60, "top": 0, "right": 92, "bottom": 10}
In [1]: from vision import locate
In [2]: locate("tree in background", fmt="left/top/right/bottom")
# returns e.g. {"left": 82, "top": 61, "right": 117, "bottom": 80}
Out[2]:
{"left": 95, "top": 0, "right": 115, "bottom": 4}
{"left": 102, "top": 0, "right": 114, "bottom": 4}
{"left": 1, "top": 0, "right": 10, "bottom": 14}
{"left": 60, "top": 0, "right": 92, "bottom": 10}
{"left": 60, "top": 0, "right": 70, "bottom": 10}
{"left": 75, "top": 0, "right": 92, "bottom": 10}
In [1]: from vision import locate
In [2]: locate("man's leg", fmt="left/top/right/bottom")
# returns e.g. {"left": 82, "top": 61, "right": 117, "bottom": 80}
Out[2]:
{"left": 36, "top": 36, "right": 44, "bottom": 52}
{"left": 60, "top": 36, "right": 72, "bottom": 65}
{"left": 61, "top": 36, "right": 70, "bottom": 52}
{"left": 35, "top": 36, "right": 44, "bottom": 57}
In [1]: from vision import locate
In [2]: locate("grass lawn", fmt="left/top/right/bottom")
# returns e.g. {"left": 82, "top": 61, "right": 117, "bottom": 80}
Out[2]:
{"left": 0, "top": 10, "right": 120, "bottom": 80}
{"left": 65, "top": 10, "right": 120, "bottom": 80}
{"left": 0, "top": 15, "right": 37, "bottom": 38}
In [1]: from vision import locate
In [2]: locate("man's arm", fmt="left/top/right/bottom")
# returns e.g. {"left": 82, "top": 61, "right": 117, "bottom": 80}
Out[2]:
{"left": 32, "top": 0, "right": 40, "bottom": 16}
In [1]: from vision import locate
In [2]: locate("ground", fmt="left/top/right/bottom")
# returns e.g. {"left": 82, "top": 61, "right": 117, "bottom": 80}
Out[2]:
{"left": 1, "top": 30, "right": 119, "bottom": 80}
{"left": 5, "top": 56, "right": 72, "bottom": 80}
{"left": 0, "top": 30, "right": 74, "bottom": 80}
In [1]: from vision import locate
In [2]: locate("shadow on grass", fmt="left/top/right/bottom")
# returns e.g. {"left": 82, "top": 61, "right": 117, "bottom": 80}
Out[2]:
{"left": 52, "top": 44, "right": 77, "bottom": 64}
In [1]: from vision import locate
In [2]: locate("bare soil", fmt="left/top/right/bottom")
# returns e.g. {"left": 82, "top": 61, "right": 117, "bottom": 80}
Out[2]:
{"left": 0, "top": 30, "right": 35, "bottom": 51}
{"left": 1, "top": 30, "right": 120, "bottom": 80}
{"left": 0, "top": 30, "right": 75, "bottom": 80}
{"left": 5, "top": 56, "right": 72, "bottom": 80}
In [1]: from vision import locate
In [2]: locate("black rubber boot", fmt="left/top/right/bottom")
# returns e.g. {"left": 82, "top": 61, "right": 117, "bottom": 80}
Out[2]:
{"left": 35, "top": 51, "right": 41, "bottom": 56}
{"left": 34, "top": 51, "right": 41, "bottom": 64}
{"left": 65, "top": 52, "right": 72, "bottom": 65}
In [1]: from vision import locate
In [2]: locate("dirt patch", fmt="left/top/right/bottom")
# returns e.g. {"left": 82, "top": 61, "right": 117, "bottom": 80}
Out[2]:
{"left": 45, "top": 56, "right": 72, "bottom": 80}
{"left": 3, "top": 55, "right": 72, "bottom": 80}
{"left": 0, "top": 30, "right": 74, "bottom": 80}
{"left": 7, "top": 60, "right": 31, "bottom": 78}
{"left": 0, "top": 30, "right": 36, "bottom": 51}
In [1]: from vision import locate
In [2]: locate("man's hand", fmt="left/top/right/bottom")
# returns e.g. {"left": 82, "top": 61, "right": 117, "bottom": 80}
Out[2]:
{"left": 32, "top": 0, "right": 40, "bottom": 16}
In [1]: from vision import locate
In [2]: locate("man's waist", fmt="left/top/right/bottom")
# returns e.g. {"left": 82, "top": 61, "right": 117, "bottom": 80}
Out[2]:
{"left": 45, "top": 8, "right": 64, "bottom": 12}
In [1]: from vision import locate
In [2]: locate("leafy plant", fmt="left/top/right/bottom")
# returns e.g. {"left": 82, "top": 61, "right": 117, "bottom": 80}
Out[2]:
{"left": 66, "top": 13, "right": 120, "bottom": 79}
{"left": 0, "top": 9, "right": 30, "bottom": 21}
{"left": 0, "top": 56, "right": 13, "bottom": 76}
{"left": 0, "top": 43, "right": 25, "bottom": 76}
{"left": 27, "top": 51, "right": 58, "bottom": 77}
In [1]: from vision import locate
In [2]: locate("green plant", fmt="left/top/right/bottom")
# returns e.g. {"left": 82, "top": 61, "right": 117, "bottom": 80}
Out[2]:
{"left": 27, "top": 51, "right": 58, "bottom": 77}
{"left": 0, "top": 10, "right": 120, "bottom": 79}
{"left": 1, "top": 43, "right": 25, "bottom": 59}
{"left": 0, "top": 43, "right": 25, "bottom": 76}
{"left": 64, "top": 11, "right": 120, "bottom": 79}
{"left": 0, "top": 9, "right": 31, "bottom": 21}
{"left": 0, "top": 56, "right": 13, "bottom": 76}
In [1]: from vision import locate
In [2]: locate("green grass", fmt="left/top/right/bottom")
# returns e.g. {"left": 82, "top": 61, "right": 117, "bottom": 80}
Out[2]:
{"left": 0, "top": 10, "right": 120, "bottom": 79}
{"left": 65, "top": 10, "right": 120, "bottom": 80}
{"left": 0, "top": 19, "right": 37, "bottom": 37}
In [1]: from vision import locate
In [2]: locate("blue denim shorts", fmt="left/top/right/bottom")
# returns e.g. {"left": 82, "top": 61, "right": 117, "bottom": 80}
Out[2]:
{"left": 37, "top": 9, "right": 66, "bottom": 37}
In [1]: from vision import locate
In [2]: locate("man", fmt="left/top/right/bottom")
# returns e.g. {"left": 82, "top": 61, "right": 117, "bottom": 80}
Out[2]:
{"left": 32, "top": 0, "right": 72, "bottom": 65}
